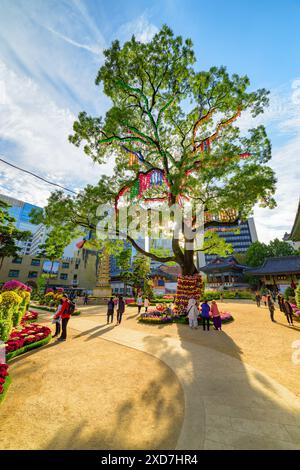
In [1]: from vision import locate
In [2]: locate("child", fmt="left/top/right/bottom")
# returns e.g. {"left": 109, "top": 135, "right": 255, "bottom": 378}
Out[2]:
{"left": 211, "top": 300, "right": 222, "bottom": 331}
{"left": 186, "top": 298, "right": 198, "bottom": 329}
{"left": 52, "top": 299, "right": 63, "bottom": 338}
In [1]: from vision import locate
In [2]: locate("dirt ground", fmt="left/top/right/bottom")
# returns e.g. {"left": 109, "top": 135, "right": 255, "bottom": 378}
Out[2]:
{"left": 1, "top": 299, "right": 299, "bottom": 450}
{"left": 83, "top": 300, "right": 300, "bottom": 398}
{"left": 0, "top": 327, "right": 184, "bottom": 450}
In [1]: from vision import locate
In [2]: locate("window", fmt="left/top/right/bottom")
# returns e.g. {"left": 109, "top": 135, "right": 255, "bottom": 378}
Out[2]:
{"left": 75, "top": 263, "right": 79, "bottom": 269}
{"left": 31, "top": 259, "right": 41, "bottom": 266}
{"left": 158, "top": 279, "right": 165, "bottom": 286}
{"left": 265, "top": 275, "right": 271, "bottom": 281}
{"left": 62, "top": 262, "right": 69, "bottom": 269}
{"left": 9, "top": 270, "right": 19, "bottom": 278}
{"left": 12, "top": 257, "right": 22, "bottom": 264}
{"left": 28, "top": 271, "right": 38, "bottom": 278}
{"left": 60, "top": 273, "right": 68, "bottom": 280}
{"left": 73, "top": 274, "right": 78, "bottom": 280}
{"left": 277, "top": 275, "right": 286, "bottom": 280}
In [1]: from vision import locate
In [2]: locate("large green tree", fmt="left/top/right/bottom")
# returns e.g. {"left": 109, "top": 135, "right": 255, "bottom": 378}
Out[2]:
{"left": 245, "top": 238, "right": 296, "bottom": 267}
{"left": 34, "top": 26, "right": 276, "bottom": 277}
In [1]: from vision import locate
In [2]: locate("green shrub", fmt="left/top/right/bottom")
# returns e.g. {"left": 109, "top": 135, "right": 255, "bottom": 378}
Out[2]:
{"left": 284, "top": 286, "right": 295, "bottom": 301}
{"left": 296, "top": 284, "right": 300, "bottom": 309}
{"left": 0, "top": 319, "right": 13, "bottom": 342}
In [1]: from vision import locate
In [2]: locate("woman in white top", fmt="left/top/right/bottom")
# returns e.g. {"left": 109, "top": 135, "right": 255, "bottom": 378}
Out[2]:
{"left": 144, "top": 297, "right": 149, "bottom": 312}
{"left": 186, "top": 298, "right": 199, "bottom": 329}
{"left": 52, "top": 299, "right": 63, "bottom": 338}
{"left": 137, "top": 295, "right": 143, "bottom": 314}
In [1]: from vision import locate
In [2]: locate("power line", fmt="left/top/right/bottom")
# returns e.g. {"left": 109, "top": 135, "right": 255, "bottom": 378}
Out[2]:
{"left": 0, "top": 156, "right": 77, "bottom": 194}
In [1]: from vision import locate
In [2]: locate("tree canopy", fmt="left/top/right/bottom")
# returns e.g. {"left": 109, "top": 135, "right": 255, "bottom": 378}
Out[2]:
{"left": 245, "top": 239, "right": 297, "bottom": 267}
{"left": 33, "top": 25, "right": 276, "bottom": 275}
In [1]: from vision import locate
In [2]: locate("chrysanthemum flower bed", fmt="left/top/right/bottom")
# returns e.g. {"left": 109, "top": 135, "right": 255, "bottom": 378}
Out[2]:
{"left": 5, "top": 323, "right": 51, "bottom": 361}
{"left": 0, "top": 363, "right": 10, "bottom": 404}
{"left": 21, "top": 310, "right": 39, "bottom": 323}
{"left": 290, "top": 304, "right": 300, "bottom": 320}
{"left": 138, "top": 308, "right": 234, "bottom": 325}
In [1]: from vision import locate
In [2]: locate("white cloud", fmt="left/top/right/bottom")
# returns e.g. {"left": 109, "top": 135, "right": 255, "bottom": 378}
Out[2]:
{"left": 116, "top": 14, "right": 159, "bottom": 44}
{"left": 0, "top": 61, "right": 113, "bottom": 206}
{"left": 45, "top": 26, "right": 103, "bottom": 56}
{"left": 250, "top": 79, "right": 300, "bottom": 243}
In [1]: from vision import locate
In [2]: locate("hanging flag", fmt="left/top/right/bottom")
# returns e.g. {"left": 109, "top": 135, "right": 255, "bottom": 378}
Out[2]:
{"left": 76, "top": 239, "right": 86, "bottom": 249}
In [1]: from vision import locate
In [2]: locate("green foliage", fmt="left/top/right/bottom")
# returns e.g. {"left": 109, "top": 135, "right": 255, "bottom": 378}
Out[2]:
{"left": 0, "top": 319, "right": 12, "bottom": 342}
{"left": 245, "top": 239, "right": 296, "bottom": 267}
{"left": 296, "top": 284, "right": 300, "bottom": 309}
{"left": 37, "top": 25, "right": 276, "bottom": 276}
{"left": 284, "top": 286, "right": 295, "bottom": 301}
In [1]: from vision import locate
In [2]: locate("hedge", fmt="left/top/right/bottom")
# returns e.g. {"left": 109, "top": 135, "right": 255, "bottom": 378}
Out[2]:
{"left": 0, "top": 375, "right": 11, "bottom": 404}
{"left": 6, "top": 334, "right": 52, "bottom": 361}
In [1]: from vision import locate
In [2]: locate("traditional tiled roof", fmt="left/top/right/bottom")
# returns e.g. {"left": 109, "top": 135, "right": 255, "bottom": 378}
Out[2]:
{"left": 246, "top": 256, "right": 300, "bottom": 275}
{"left": 200, "top": 256, "right": 248, "bottom": 273}
{"left": 289, "top": 198, "right": 300, "bottom": 241}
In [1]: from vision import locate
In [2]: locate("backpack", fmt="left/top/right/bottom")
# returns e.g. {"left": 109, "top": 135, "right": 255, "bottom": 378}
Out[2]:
{"left": 68, "top": 301, "right": 76, "bottom": 315}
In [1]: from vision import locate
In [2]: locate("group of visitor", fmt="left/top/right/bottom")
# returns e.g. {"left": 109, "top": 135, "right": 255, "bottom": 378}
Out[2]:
{"left": 255, "top": 290, "right": 294, "bottom": 326}
{"left": 137, "top": 295, "right": 150, "bottom": 314}
{"left": 106, "top": 296, "right": 125, "bottom": 325}
{"left": 187, "top": 298, "right": 222, "bottom": 331}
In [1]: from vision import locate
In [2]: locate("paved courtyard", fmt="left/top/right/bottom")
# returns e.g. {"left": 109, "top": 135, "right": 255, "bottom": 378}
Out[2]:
{"left": 1, "top": 300, "right": 300, "bottom": 450}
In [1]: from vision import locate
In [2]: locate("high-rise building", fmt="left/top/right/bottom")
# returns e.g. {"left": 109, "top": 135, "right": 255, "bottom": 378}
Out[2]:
{"left": 198, "top": 217, "right": 258, "bottom": 268}
{"left": 0, "top": 193, "right": 42, "bottom": 255}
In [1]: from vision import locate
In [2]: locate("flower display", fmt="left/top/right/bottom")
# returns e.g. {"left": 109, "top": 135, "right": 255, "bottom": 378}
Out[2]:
{"left": 5, "top": 324, "right": 51, "bottom": 354}
{"left": 0, "top": 363, "right": 9, "bottom": 395}
{"left": 21, "top": 311, "right": 38, "bottom": 323}
{"left": 174, "top": 274, "right": 204, "bottom": 314}
{"left": 138, "top": 313, "right": 173, "bottom": 324}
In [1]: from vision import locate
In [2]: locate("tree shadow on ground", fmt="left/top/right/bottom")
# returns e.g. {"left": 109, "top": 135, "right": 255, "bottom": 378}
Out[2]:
{"left": 141, "top": 322, "right": 300, "bottom": 450}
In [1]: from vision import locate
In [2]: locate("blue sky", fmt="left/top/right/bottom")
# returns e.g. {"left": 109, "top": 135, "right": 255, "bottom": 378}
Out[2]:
{"left": 0, "top": 0, "right": 300, "bottom": 242}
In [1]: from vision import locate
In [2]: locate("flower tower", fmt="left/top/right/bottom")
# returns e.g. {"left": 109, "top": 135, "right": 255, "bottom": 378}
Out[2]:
{"left": 174, "top": 274, "right": 204, "bottom": 315}
{"left": 93, "top": 249, "right": 112, "bottom": 299}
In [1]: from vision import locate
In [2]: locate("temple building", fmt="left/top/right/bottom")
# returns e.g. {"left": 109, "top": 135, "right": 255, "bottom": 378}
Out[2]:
{"left": 200, "top": 256, "right": 249, "bottom": 290}
{"left": 246, "top": 256, "right": 300, "bottom": 292}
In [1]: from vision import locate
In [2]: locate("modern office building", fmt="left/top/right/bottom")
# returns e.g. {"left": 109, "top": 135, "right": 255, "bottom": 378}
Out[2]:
{"left": 0, "top": 193, "right": 42, "bottom": 255}
{"left": 0, "top": 251, "right": 98, "bottom": 292}
{"left": 197, "top": 217, "right": 258, "bottom": 268}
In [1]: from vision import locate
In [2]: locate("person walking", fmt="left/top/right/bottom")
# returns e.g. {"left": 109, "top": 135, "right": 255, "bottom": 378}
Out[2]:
{"left": 83, "top": 293, "right": 89, "bottom": 305}
{"left": 201, "top": 300, "right": 211, "bottom": 331}
{"left": 144, "top": 296, "right": 149, "bottom": 313}
{"left": 262, "top": 293, "right": 267, "bottom": 307}
{"left": 117, "top": 296, "right": 125, "bottom": 325}
{"left": 277, "top": 294, "right": 284, "bottom": 312}
{"left": 54, "top": 294, "right": 72, "bottom": 341}
{"left": 267, "top": 294, "right": 275, "bottom": 322}
{"left": 255, "top": 291, "right": 261, "bottom": 307}
{"left": 107, "top": 297, "right": 115, "bottom": 324}
{"left": 52, "top": 299, "right": 63, "bottom": 338}
{"left": 283, "top": 299, "right": 294, "bottom": 326}
{"left": 137, "top": 295, "right": 143, "bottom": 314}
{"left": 211, "top": 300, "right": 222, "bottom": 331}
{"left": 186, "top": 298, "right": 199, "bottom": 329}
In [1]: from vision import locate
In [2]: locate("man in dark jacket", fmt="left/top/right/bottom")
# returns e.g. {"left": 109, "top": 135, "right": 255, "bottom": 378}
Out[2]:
{"left": 107, "top": 297, "right": 115, "bottom": 324}
{"left": 117, "top": 296, "right": 125, "bottom": 325}
{"left": 283, "top": 300, "right": 294, "bottom": 326}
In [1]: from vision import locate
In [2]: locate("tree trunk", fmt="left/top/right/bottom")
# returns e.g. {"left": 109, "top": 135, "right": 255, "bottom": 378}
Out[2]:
{"left": 173, "top": 238, "right": 203, "bottom": 314}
